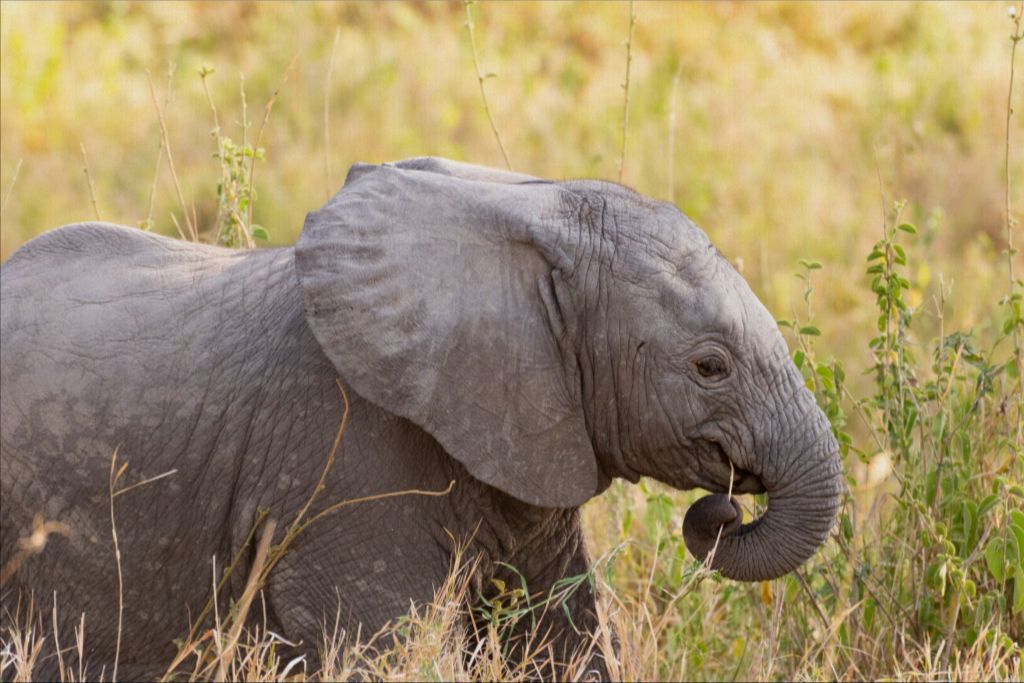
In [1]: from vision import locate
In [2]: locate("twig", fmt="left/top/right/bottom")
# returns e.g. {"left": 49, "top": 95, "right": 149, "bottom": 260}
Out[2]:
{"left": 52, "top": 592, "right": 66, "bottom": 682}
{"left": 325, "top": 27, "right": 341, "bottom": 199}
{"left": 142, "top": 147, "right": 163, "bottom": 232}
{"left": 618, "top": 0, "right": 636, "bottom": 184}
{"left": 299, "top": 480, "right": 456, "bottom": 535}
{"left": 237, "top": 75, "right": 254, "bottom": 249}
{"left": 108, "top": 450, "right": 177, "bottom": 683}
{"left": 246, "top": 51, "right": 300, "bottom": 231}
{"left": 108, "top": 447, "right": 125, "bottom": 683}
{"left": 162, "top": 509, "right": 269, "bottom": 680}
{"left": 215, "top": 518, "right": 277, "bottom": 682}
{"left": 80, "top": 143, "right": 102, "bottom": 221}
{"left": 288, "top": 379, "right": 350, "bottom": 533}
{"left": 112, "top": 469, "right": 178, "bottom": 498}
{"left": 199, "top": 67, "right": 222, "bottom": 141}
{"left": 1, "top": 158, "right": 23, "bottom": 217}
{"left": 704, "top": 461, "right": 735, "bottom": 570}
{"left": 141, "top": 67, "right": 174, "bottom": 231}
{"left": 147, "top": 66, "right": 197, "bottom": 241}
{"left": 464, "top": 0, "right": 512, "bottom": 170}
{"left": 241, "top": 72, "right": 248, "bottom": 151}
{"left": 169, "top": 213, "right": 187, "bottom": 242}
{"left": 1003, "top": 0, "right": 1024, "bottom": 445}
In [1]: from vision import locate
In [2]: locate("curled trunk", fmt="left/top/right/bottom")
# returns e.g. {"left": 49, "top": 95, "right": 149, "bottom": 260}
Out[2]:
{"left": 683, "top": 423, "right": 843, "bottom": 581}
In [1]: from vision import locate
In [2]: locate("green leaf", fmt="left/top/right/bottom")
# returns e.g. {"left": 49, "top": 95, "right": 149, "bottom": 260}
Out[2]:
{"left": 1010, "top": 485, "right": 1024, "bottom": 499}
{"left": 867, "top": 249, "right": 885, "bottom": 261}
{"left": 893, "top": 244, "right": 907, "bottom": 265}
{"left": 841, "top": 513, "right": 853, "bottom": 541}
{"left": 925, "top": 468, "right": 938, "bottom": 507}
{"left": 897, "top": 222, "right": 918, "bottom": 234}
{"left": 1008, "top": 527, "right": 1022, "bottom": 566}
{"left": 644, "top": 493, "right": 674, "bottom": 536}
{"left": 978, "top": 494, "right": 1000, "bottom": 518}
{"left": 1016, "top": 565, "right": 1024, "bottom": 613}
{"left": 251, "top": 226, "right": 269, "bottom": 241}
{"left": 799, "top": 326, "right": 821, "bottom": 336}
{"left": 962, "top": 500, "right": 978, "bottom": 554}
{"left": 793, "top": 349, "right": 806, "bottom": 369}
{"left": 866, "top": 264, "right": 884, "bottom": 275}
{"left": 1012, "top": 510, "right": 1024, "bottom": 528}
{"left": 985, "top": 540, "right": 1005, "bottom": 582}
{"left": 799, "top": 259, "right": 823, "bottom": 270}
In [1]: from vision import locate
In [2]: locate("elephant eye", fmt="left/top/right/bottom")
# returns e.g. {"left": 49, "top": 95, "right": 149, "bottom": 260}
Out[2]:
{"left": 694, "top": 355, "right": 728, "bottom": 379}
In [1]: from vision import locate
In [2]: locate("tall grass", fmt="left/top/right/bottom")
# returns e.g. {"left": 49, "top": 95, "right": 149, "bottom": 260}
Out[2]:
{"left": 1, "top": 2, "right": 1022, "bottom": 681}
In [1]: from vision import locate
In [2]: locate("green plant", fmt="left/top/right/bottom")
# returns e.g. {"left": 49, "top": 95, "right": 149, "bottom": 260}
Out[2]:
{"left": 199, "top": 66, "right": 267, "bottom": 248}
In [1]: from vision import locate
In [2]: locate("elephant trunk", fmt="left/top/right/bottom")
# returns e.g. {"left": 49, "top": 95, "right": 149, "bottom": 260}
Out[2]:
{"left": 682, "top": 407, "right": 843, "bottom": 582}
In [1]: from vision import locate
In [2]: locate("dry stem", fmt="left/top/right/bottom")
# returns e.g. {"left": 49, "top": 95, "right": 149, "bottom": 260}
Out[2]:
{"left": 1, "top": 158, "right": 23, "bottom": 217}
{"left": 80, "top": 143, "right": 102, "bottom": 221}
{"left": 464, "top": 0, "right": 512, "bottom": 170}
{"left": 147, "top": 66, "right": 197, "bottom": 241}
{"left": 618, "top": 0, "right": 636, "bottom": 184}
{"left": 245, "top": 52, "right": 300, "bottom": 231}
{"left": 1004, "top": 0, "right": 1024, "bottom": 445}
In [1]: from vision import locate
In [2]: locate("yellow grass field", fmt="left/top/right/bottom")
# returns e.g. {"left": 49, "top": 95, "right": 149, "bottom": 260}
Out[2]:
{"left": 1, "top": 2, "right": 1022, "bottom": 680}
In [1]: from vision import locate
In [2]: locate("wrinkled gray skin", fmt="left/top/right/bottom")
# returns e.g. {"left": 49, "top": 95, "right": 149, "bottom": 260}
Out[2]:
{"left": 0, "top": 158, "right": 842, "bottom": 678}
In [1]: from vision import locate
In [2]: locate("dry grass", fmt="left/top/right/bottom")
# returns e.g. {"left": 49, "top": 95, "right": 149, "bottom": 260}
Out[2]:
{"left": 1, "top": 3, "right": 1022, "bottom": 681}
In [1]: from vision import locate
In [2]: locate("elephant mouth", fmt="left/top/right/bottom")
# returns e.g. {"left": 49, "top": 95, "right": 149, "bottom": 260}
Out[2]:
{"left": 707, "top": 441, "right": 766, "bottom": 495}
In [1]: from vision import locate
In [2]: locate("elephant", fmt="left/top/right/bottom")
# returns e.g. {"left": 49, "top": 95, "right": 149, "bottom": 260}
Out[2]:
{"left": 0, "top": 157, "right": 842, "bottom": 678}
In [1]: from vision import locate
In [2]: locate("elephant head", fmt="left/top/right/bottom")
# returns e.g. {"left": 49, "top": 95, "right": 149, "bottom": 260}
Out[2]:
{"left": 294, "top": 157, "right": 842, "bottom": 582}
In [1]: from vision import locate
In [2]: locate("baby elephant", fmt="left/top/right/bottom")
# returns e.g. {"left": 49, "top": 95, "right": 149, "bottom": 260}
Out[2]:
{"left": 0, "top": 157, "right": 841, "bottom": 677}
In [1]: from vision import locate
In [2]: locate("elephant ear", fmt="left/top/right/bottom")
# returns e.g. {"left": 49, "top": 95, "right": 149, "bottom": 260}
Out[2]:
{"left": 295, "top": 162, "right": 598, "bottom": 508}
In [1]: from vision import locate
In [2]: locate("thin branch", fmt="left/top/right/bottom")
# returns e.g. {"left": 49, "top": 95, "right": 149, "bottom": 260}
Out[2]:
{"left": 1, "top": 158, "right": 23, "bottom": 217}
{"left": 108, "top": 447, "right": 125, "bottom": 683}
{"left": 141, "top": 67, "right": 170, "bottom": 233}
{"left": 80, "top": 143, "right": 102, "bottom": 221}
{"left": 618, "top": 0, "right": 636, "bottom": 184}
{"left": 215, "top": 518, "right": 277, "bottom": 682}
{"left": 246, "top": 51, "right": 300, "bottom": 231}
{"left": 162, "top": 508, "right": 270, "bottom": 679}
{"left": 288, "top": 379, "right": 350, "bottom": 534}
{"left": 325, "top": 27, "right": 341, "bottom": 200}
{"left": 108, "top": 451, "right": 178, "bottom": 682}
{"left": 301, "top": 480, "right": 456, "bottom": 534}
{"left": 52, "top": 592, "right": 66, "bottom": 682}
{"left": 112, "top": 469, "right": 178, "bottom": 498}
{"left": 241, "top": 72, "right": 248, "bottom": 150}
{"left": 199, "top": 67, "right": 222, "bottom": 140}
{"left": 169, "top": 213, "right": 187, "bottom": 242}
{"left": 237, "top": 74, "right": 254, "bottom": 249}
{"left": 464, "top": 0, "right": 512, "bottom": 170}
{"left": 1003, "top": 0, "right": 1024, "bottom": 445}
{"left": 142, "top": 141, "right": 163, "bottom": 231}
{"left": 147, "top": 66, "right": 197, "bottom": 241}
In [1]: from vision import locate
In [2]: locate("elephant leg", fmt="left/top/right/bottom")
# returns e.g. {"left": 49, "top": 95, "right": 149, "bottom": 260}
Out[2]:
{"left": 262, "top": 508, "right": 453, "bottom": 667}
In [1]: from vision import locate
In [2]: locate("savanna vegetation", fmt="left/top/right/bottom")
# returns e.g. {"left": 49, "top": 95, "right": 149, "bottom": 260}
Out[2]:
{"left": 1, "top": 2, "right": 1022, "bottom": 680}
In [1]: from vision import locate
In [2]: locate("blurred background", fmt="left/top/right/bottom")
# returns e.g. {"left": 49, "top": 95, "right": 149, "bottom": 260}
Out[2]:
{"left": 2, "top": 3, "right": 1022, "bottom": 678}
{"left": 1, "top": 2, "right": 1019, "bottom": 407}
